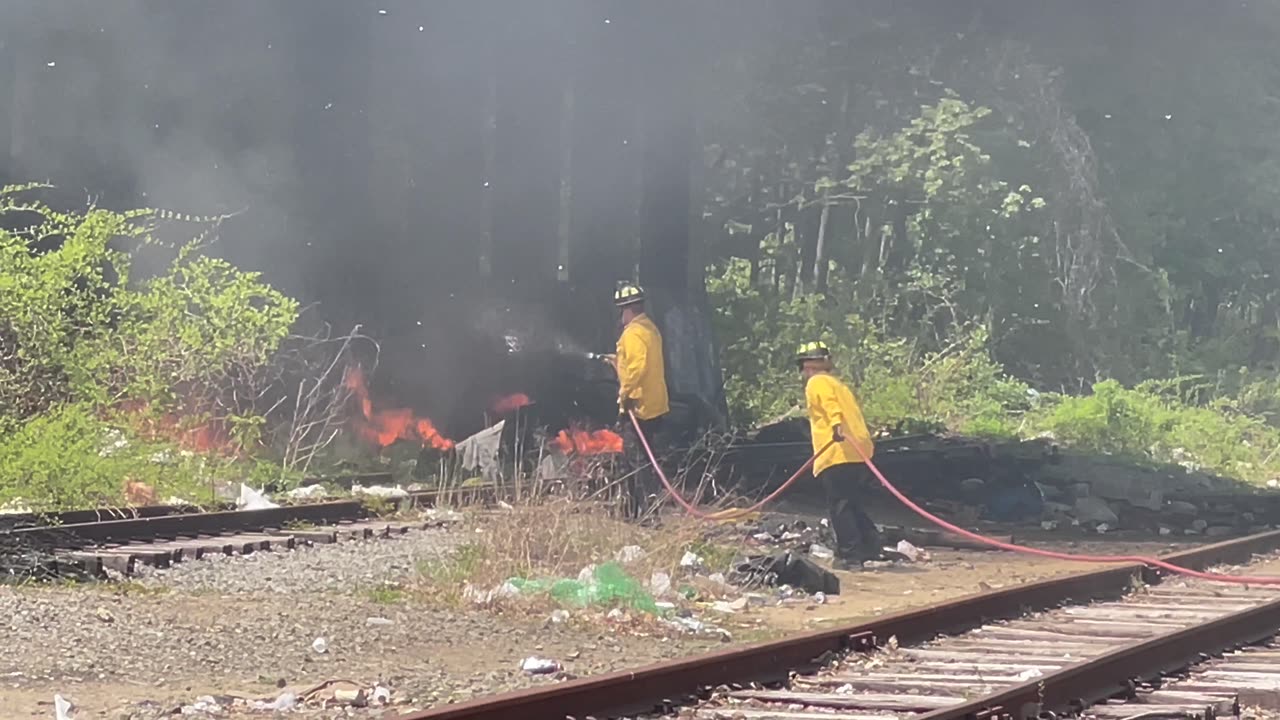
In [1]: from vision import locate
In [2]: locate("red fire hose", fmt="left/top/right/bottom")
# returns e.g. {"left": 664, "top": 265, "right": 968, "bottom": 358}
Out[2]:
{"left": 628, "top": 410, "right": 1280, "bottom": 585}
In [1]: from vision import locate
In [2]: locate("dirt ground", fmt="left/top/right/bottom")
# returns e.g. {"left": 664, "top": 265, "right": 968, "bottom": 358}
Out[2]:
{"left": 0, "top": 520, "right": 1196, "bottom": 719}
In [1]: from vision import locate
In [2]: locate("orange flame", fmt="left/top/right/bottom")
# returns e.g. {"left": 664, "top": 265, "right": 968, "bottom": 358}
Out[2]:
{"left": 119, "top": 400, "right": 236, "bottom": 455}
{"left": 554, "top": 427, "right": 624, "bottom": 456}
{"left": 344, "top": 366, "right": 455, "bottom": 451}
{"left": 492, "top": 393, "right": 532, "bottom": 414}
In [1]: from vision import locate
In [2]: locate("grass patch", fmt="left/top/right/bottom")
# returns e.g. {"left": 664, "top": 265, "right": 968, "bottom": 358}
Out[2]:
{"left": 112, "top": 580, "right": 170, "bottom": 597}
{"left": 366, "top": 584, "right": 406, "bottom": 604}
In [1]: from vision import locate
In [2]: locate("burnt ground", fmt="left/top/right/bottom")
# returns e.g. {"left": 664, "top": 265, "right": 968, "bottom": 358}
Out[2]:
{"left": 0, "top": 506, "right": 1196, "bottom": 719}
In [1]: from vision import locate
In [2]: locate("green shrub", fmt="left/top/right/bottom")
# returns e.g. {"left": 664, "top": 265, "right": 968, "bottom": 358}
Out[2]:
{"left": 0, "top": 185, "right": 302, "bottom": 509}
{"left": 0, "top": 404, "right": 212, "bottom": 511}
{"left": 1030, "top": 380, "right": 1280, "bottom": 482}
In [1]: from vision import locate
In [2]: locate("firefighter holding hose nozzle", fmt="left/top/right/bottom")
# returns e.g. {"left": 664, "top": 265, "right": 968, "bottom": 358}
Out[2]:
{"left": 796, "top": 341, "right": 885, "bottom": 569}
{"left": 603, "top": 282, "right": 670, "bottom": 518}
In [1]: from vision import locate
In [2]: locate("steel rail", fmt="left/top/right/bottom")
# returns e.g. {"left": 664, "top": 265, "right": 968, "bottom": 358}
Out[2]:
{"left": 1, "top": 484, "right": 494, "bottom": 548}
{"left": 394, "top": 529, "right": 1280, "bottom": 720}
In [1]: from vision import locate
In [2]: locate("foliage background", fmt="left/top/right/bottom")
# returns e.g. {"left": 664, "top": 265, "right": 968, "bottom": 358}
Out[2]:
{"left": 698, "top": 3, "right": 1280, "bottom": 482}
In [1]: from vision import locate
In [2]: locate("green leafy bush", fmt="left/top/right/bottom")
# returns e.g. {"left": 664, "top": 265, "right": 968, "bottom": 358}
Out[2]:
{"left": 708, "top": 261, "right": 1030, "bottom": 436}
{"left": 1030, "top": 380, "right": 1280, "bottom": 481}
{"left": 0, "top": 404, "right": 213, "bottom": 511}
{"left": 0, "top": 184, "right": 302, "bottom": 508}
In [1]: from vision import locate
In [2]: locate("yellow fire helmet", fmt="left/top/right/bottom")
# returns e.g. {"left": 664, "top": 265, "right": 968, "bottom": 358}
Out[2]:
{"left": 795, "top": 340, "right": 832, "bottom": 366}
{"left": 614, "top": 281, "right": 646, "bottom": 307}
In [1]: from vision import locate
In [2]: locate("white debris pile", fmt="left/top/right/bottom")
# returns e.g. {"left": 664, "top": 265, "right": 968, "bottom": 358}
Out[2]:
{"left": 237, "top": 484, "right": 279, "bottom": 510}
{"left": 351, "top": 483, "right": 409, "bottom": 499}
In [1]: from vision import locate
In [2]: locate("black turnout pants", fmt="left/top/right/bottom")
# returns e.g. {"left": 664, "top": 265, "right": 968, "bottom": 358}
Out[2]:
{"left": 817, "top": 462, "right": 883, "bottom": 562}
{"left": 621, "top": 415, "right": 666, "bottom": 518}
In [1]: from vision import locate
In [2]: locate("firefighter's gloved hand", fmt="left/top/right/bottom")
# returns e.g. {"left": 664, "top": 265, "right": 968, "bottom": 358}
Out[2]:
{"left": 831, "top": 424, "right": 845, "bottom": 443}
{"left": 619, "top": 397, "right": 639, "bottom": 415}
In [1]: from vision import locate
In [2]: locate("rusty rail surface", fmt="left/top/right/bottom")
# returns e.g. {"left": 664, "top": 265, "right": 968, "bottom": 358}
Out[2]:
{"left": 395, "top": 529, "right": 1280, "bottom": 720}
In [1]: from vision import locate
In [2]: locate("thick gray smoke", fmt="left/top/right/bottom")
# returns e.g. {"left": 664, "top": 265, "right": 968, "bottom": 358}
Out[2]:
{"left": 0, "top": 0, "right": 730, "bottom": 433}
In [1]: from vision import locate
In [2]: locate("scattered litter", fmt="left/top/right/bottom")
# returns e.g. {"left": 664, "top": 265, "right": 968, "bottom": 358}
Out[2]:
{"left": 732, "top": 552, "right": 840, "bottom": 595}
{"left": 654, "top": 601, "right": 676, "bottom": 611}
{"left": 371, "top": 684, "right": 392, "bottom": 706}
{"left": 549, "top": 609, "right": 570, "bottom": 624}
{"left": 1040, "top": 520, "right": 1059, "bottom": 531}
{"left": 707, "top": 572, "right": 727, "bottom": 586}
{"left": 365, "top": 617, "right": 394, "bottom": 627}
{"left": 1016, "top": 668, "right": 1044, "bottom": 680}
{"left": 679, "top": 551, "right": 703, "bottom": 570}
{"left": 93, "top": 606, "right": 114, "bottom": 624}
{"left": 253, "top": 692, "right": 297, "bottom": 712}
{"left": 311, "top": 637, "right": 329, "bottom": 654}
{"left": 709, "top": 600, "right": 738, "bottom": 614}
{"left": 665, "top": 616, "right": 731, "bottom": 640}
{"left": 332, "top": 687, "right": 366, "bottom": 705}
{"left": 497, "top": 500, "right": 515, "bottom": 510}
{"left": 1158, "top": 526, "right": 1172, "bottom": 536}
{"left": 284, "top": 484, "right": 329, "bottom": 500}
{"left": 606, "top": 607, "right": 628, "bottom": 622}
{"left": 808, "top": 543, "right": 834, "bottom": 560}
{"left": 834, "top": 683, "right": 854, "bottom": 695}
{"left": 615, "top": 545, "right": 646, "bottom": 564}
{"left": 509, "top": 563, "right": 659, "bottom": 613}
{"left": 181, "top": 695, "right": 225, "bottom": 715}
{"left": 1095, "top": 523, "right": 1110, "bottom": 534}
{"left": 520, "top": 656, "right": 560, "bottom": 675}
{"left": 894, "top": 540, "right": 923, "bottom": 562}
{"left": 237, "top": 484, "right": 279, "bottom": 510}
{"left": 423, "top": 507, "right": 465, "bottom": 525}
{"left": 352, "top": 483, "right": 409, "bottom": 499}
{"left": 54, "top": 694, "right": 73, "bottom": 720}
{"left": 649, "top": 571, "right": 672, "bottom": 597}
{"left": 1269, "top": 479, "right": 1279, "bottom": 489}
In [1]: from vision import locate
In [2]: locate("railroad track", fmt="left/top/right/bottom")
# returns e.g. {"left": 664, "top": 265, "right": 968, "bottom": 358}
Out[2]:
{"left": 394, "top": 530, "right": 1280, "bottom": 720}
{"left": 0, "top": 483, "right": 492, "bottom": 578}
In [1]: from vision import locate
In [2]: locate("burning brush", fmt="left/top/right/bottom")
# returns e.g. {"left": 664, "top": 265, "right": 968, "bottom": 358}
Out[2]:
{"left": 344, "top": 366, "right": 454, "bottom": 451}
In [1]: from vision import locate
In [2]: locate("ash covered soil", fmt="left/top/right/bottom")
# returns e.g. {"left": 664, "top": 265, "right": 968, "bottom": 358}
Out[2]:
{"left": 0, "top": 518, "right": 1183, "bottom": 718}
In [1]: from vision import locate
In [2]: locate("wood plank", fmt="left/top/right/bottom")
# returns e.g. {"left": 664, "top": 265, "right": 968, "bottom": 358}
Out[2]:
{"left": 1198, "top": 662, "right": 1280, "bottom": 673}
{"left": 727, "top": 690, "right": 959, "bottom": 712}
{"left": 695, "top": 708, "right": 898, "bottom": 720}
{"left": 794, "top": 677, "right": 1002, "bottom": 694}
{"left": 1141, "top": 686, "right": 1239, "bottom": 702}
{"left": 897, "top": 649, "right": 1078, "bottom": 665}
{"left": 966, "top": 626, "right": 1131, "bottom": 643}
{"left": 1006, "top": 621, "right": 1159, "bottom": 639}
{"left": 896, "top": 661, "right": 1064, "bottom": 673}
{"left": 937, "top": 638, "right": 1100, "bottom": 653}
{"left": 814, "top": 672, "right": 1027, "bottom": 684}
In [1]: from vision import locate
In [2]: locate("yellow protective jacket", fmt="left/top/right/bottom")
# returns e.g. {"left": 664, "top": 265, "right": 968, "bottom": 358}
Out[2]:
{"left": 804, "top": 373, "right": 874, "bottom": 476}
{"left": 615, "top": 313, "right": 670, "bottom": 420}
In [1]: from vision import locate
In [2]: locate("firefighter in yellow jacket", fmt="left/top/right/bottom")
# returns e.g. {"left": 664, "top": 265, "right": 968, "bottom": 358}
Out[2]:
{"left": 611, "top": 282, "right": 670, "bottom": 518}
{"left": 797, "top": 341, "right": 884, "bottom": 568}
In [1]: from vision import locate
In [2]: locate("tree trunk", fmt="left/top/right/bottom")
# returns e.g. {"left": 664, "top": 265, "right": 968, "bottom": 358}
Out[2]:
{"left": 812, "top": 194, "right": 831, "bottom": 292}
{"left": 791, "top": 205, "right": 820, "bottom": 301}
